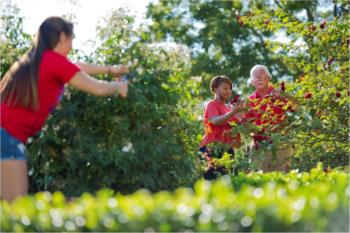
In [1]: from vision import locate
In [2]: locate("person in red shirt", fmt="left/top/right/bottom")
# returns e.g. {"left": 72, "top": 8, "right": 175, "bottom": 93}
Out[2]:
{"left": 199, "top": 75, "right": 245, "bottom": 179}
{"left": 0, "top": 16, "right": 129, "bottom": 202}
{"left": 245, "top": 65, "right": 298, "bottom": 172}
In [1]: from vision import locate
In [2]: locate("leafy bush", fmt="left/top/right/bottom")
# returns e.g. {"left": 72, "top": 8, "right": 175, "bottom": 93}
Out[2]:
{"left": 1, "top": 11, "right": 202, "bottom": 196}
{"left": 0, "top": 8, "right": 31, "bottom": 77}
{"left": 27, "top": 37, "right": 202, "bottom": 196}
{"left": 1, "top": 166, "right": 348, "bottom": 232}
{"left": 238, "top": 5, "right": 350, "bottom": 170}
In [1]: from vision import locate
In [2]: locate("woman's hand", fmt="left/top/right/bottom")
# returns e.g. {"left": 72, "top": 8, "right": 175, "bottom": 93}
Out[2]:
{"left": 115, "top": 77, "right": 128, "bottom": 98}
{"left": 232, "top": 99, "right": 246, "bottom": 114}
{"left": 109, "top": 65, "right": 129, "bottom": 76}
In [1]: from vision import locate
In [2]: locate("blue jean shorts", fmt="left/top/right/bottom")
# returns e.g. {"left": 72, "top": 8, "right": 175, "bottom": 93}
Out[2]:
{"left": 1, "top": 128, "right": 27, "bottom": 161}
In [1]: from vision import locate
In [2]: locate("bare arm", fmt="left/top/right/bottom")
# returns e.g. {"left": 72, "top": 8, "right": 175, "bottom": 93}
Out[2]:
{"left": 210, "top": 111, "right": 236, "bottom": 126}
{"left": 68, "top": 71, "right": 128, "bottom": 97}
{"left": 210, "top": 101, "right": 245, "bottom": 126}
{"left": 75, "top": 63, "right": 129, "bottom": 76}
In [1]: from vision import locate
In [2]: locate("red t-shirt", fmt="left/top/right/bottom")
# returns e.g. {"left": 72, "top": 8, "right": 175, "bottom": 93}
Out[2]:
{"left": 245, "top": 87, "right": 292, "bottom": 142}
{"left": 1, "top": 50, "right": 81, "bottom": 143}
{"left": 199, "top": 99, "right": 240, "bottom": 147}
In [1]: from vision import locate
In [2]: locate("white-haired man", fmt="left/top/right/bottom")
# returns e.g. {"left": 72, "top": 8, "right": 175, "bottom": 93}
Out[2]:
{"left": 245, "top": 65, "right": 298, "bottom": 172}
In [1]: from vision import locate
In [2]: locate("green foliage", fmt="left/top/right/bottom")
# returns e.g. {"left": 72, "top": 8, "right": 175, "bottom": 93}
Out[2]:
{"left": 0, "top": 6, "right": 31, "bottom": 77}
{"left": 1, "top": 167, "right": 349, "bottom": 232}
{"left": 145, "top": 0, "right": 349, "bottom": 172}
{"left": 0, "top": 9, "right": 202, "bottom": 195}
{"left": 1, "top": 1, "right": 349, "bottom": 199}
{"left": 25, "top": 10, "right": 202, "bottom": 196}
{"left": 237, "top": 2, "right": 350, "bottom": 170}
{"left": 145, "top": 0, "right": 291, "bottom": 97}
{"left": 199, "top": 142, "right": 251, "bottom": 174}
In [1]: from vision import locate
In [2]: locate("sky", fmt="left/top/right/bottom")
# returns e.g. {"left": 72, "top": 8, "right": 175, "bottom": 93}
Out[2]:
{"left": 3, "top": 0, "right": 152, "bottom": 52}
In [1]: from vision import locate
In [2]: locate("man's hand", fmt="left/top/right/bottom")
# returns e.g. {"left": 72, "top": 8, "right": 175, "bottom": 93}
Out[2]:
{"left": 271, "top": 88, "right": 282, "bottom": 98}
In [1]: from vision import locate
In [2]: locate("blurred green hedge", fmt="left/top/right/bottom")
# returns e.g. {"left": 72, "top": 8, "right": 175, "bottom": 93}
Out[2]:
{"left": 2, "top": 166, "right": 348, "bottom": 232}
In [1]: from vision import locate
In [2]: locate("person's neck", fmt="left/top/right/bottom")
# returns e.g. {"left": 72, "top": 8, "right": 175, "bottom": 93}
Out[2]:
{"left": 53, "top": 47, "right": 68, "bottom": 57}
{"left": 215, "top": 96, "right": 226, "bottom": 103}
{"left": 256, "top": 87, "right": 270, "bottom": 97}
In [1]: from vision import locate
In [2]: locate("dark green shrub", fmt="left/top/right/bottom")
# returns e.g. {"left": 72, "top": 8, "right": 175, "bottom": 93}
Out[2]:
{"left": 27, "top": 42, "right": 202, "bottom": 195}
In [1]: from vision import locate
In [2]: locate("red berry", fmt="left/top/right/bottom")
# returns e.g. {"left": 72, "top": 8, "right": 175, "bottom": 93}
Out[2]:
{"left": 236, "top": 15, "right": 244, "bottom": 27}
{"left": 335, "top": 91, "right": 341, "bottom": 98}
{"left": 231, "top": 95, "right": 241, "bottom": 105}
{"left": 320, "top": 20, "right": 326, "bottom": 29}
{"left": 264, "top": 20, "right": 270, "bottom": 25}
{"left": 280, "top": 81, "right": 286, "bottom": 92}
{"left": 327, "top": 57, "right": 334, "bottom": 66}
{"left": 315, "top": 110, "right": 322, "bottom": 118}
{"left": 304, "top": 92, "right": 312, "bottom": 99}
{"left": 309, "top": 25, "right": 316, "bottom": 32}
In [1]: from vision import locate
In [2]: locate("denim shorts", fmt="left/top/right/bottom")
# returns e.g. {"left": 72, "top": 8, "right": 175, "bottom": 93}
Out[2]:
{"left": 1, "top": 128, "right": 27, "bottom": 161}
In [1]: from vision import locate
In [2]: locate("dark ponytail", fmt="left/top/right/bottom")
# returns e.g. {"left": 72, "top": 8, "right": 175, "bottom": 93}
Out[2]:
{"left": 0, "top": 16, "right": 74, "bottom": 110}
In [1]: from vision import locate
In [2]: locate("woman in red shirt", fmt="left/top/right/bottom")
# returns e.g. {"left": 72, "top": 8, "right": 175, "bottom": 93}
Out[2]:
{"left": 0, "top": 16, "right": 129, "bottom": 201}
{"left": 199, "top": 75, "right": 245, "bottom": 179}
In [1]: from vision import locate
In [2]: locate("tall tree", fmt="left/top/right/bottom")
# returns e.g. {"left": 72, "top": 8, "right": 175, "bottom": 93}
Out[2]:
{"left": 145, "top": 0, "right": 345, "bottom": 96}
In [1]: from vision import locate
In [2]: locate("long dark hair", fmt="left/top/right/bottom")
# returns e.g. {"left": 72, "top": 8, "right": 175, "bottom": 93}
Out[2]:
{"left": 0, "top": 16, "right": 74, "bottom": 110}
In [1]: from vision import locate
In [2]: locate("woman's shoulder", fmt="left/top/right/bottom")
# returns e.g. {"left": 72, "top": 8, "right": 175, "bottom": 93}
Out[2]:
{"left": 205, "top": 99, "right": 219, "bottom": 108}
{"left": 43, "top": 50, "right": 65, "bottom": 59}
{"left": 41, "top": 50, "right": 75, "bottom": 68}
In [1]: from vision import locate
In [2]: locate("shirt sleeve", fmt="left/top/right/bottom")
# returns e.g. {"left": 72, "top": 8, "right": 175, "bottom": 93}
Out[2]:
{"left": 205, "top": 101, "right": 220, "bottom": 119}
{"left": 50, "top": 53, "right": 81, "bottom": 84}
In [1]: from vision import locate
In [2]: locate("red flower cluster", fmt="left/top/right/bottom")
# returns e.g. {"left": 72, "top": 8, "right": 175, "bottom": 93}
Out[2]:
{"left": 304, "top": 92, "right": 312, "bottom": 99}
{"left": 236, "top": 16, "right": 244, "bottom": 27}
{"left": 309, "top": 24, "right": 316, "bottom": 33}
{"left": 231, "top": 95, "right": 241, "bottom": 105}
{"left": 280, "top": 81, "right": 286, "bottom": 92}
{"left": 305, "top": 91, "right": 342, "bottom": 100}
{"left": 335, "top": 91, "right": 341, "bottom": 98}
